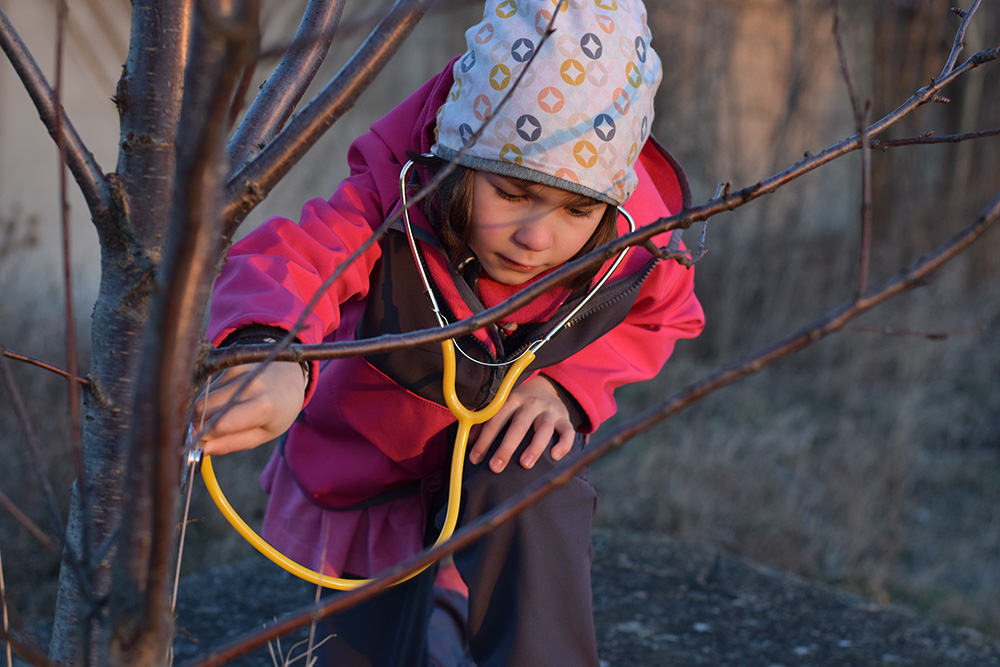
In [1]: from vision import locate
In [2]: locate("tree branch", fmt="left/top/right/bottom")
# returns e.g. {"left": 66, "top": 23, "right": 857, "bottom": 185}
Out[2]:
{"left": 870, "top": 127, "right": 1000, "bottom": 148}
{"left": 227, "top": 0, "right": 347, "bottom": 168}
{"left": 204, "top": 42, "right": 1000, "bottom": 374}
{"left": 0, "top": 488, "right": 58, "bottom": 554}
{"left": 0, "top": 352, "right": 88, "bottom": 600}
{"left": 186, "top": 187, "right": 1000, "bottom": 665}
{"left": 222, "top": 0, "right": 436, "bottom": 237}
{"left": 114, "top": 0, "right": 194, "bottom": 251}
{"left": 939, "top": 0, "right": 983, "bottom": 80}
{"left": 0, "top": 8, "right": 112, "bottom": 231}
{"left": 832, "top": 0, "right": 873, "bottom": 296}
{"left": 0, "top": 347, "right": 90, "bottom": 386}
{"left": 111, "top": 2, "right": 260, "bottom": 663}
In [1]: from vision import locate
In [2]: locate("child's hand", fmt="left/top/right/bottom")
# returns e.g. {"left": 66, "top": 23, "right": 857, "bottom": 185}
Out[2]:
{"left": 193, "top": 361, "right": 306, "bottom": 456}
{"left": 469, "top": 375, "right": 575, "bottom": 473}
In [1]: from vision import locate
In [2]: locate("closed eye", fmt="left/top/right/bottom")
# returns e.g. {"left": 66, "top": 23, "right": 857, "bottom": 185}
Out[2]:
{"left": 566, "top": 206, "right": 597, "bottom": 218}
{"left": 493, "top": 186, "right": 523, "bottom": 202}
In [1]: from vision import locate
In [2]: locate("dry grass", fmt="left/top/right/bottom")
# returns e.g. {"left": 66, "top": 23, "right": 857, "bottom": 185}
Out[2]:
{"left": 592, "top": 240, "right": 1000, "bottom": 635}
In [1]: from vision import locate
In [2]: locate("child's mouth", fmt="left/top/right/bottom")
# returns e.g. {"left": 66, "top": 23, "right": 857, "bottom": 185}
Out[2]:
{"left": 498, "top": 255, "right": 539, "bottom": 273}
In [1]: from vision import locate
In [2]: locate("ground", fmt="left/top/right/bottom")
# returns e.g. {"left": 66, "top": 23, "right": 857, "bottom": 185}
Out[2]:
{"left": 157, "top": 529, "right": 1000, "bottom": 666}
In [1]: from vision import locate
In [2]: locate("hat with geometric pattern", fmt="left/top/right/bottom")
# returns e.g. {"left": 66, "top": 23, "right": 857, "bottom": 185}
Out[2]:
{"left": 431, "top": 0, "right": 661, "bottom": 205}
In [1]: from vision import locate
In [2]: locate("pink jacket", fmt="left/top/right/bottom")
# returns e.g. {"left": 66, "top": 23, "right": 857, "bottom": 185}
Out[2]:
{"left": 207, "top": 63, "right": 705, "bottom": 577}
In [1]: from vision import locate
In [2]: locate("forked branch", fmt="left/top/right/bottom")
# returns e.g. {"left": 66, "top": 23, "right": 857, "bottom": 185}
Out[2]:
{"left": 223, "top": 0, "right": 437, "bottom": 236}
{"left": 226, "top": 0, "right": 347, "bottom": 167}
{"left": 0, "top": 9, "right": 111, "bottom": 230}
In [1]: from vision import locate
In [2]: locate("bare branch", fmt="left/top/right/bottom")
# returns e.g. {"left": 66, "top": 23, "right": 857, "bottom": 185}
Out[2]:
{"left": 198, "top": 5, "right": 562, "bottom": 396}
{"left": 939, "top": 0, "right": 983, "bottom": 80}
{"left": 0, "top": 8, "right": 112, "bottom": 229}
{"left": 227, "top": 0, "right": 347, "bottom": 167}
{"left": 205, "top": 39, "right": 1000, "bottom": 373}
{"left": 111, "top": 2, "right": 261, "bottom": 661}
{"left": 871, "top": 127, "right": 1000, "bottom": 148}
{"left": 832, "top": 0, "right": 874, "bottom": 296}
{"left": 0, "top": 625, "right": 52, "bottom": 667}
{"left": 223, "top": 0, "right": 436, "bottom": 236}
{"left": 115, "top": 0, "right": 195, "bottom": 250}
{"left": 0, "top": 489, "right": 58, "bottom": 554}
{"left": 847, "top": 323, "right": 988, "bottom": 340}
{"left": 0, "top": 352, "right": 88, "bottom": 599}
{"left": 186, "top": 187, "right": 1000, "bottom": 665}
{"left": 0, "top": 348, "right": 90, "bottom": 387}
{"left": 1, "top": 544, "right": 9, "bottom": 667}
{"left": 53, "top": 0, "right": 88, "bottom": 563}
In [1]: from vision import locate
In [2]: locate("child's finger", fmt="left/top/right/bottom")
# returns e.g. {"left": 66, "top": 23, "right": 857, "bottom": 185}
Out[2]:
{"left": 518, "top": 421, "right": 558, "bottom": 470}
{"left": 469, "top": 405, "right": 513, "bottom": 464}
{"left": 489, "top": 410, "right": 546, "bottom": 472}
{"left": 201, "top": 427, "right": 273, "bottom": 456}
{"left": 547, "top": 422, "right": 576, "bottom": 462}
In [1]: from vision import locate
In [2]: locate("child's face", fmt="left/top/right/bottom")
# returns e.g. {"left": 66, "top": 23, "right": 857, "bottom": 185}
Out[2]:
{"left": 469, "top": 171, "right": 607, "bottom": 285}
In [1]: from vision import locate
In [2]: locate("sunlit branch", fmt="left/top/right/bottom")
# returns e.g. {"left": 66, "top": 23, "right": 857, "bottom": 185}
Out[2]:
{"left": 115, "top": 0, "right": 194, "bottom": 250}
{"left": 222, "top": 0, "right": 436, "bottom": 236}
{"left": 205, "top": 42, "right": 1000, "bottom": 374}
{"left": 114, "top": 1, "right": 261, "bottom": 654}
{"left": 227, "top": 0, "right": 346, "bottom": 167}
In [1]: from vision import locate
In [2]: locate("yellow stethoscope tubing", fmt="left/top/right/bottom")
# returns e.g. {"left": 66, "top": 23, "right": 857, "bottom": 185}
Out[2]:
{"left": 198, "top": 338, "right": 535, "bottom": 591}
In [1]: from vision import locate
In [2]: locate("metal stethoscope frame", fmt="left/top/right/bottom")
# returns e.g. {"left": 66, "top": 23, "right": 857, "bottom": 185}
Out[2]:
{"left": 193, "top": 159, "right": 635, "bottom": 590}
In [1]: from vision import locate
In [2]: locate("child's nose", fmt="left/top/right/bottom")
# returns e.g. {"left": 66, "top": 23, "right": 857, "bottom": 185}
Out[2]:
{"left": 513, "top": 218, "right": 553, "bottom": 252}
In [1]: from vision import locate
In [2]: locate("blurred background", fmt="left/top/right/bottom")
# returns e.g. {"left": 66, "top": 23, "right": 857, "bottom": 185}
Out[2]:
{"left": 1, "top": 0, "right": 998, "bottom": 637}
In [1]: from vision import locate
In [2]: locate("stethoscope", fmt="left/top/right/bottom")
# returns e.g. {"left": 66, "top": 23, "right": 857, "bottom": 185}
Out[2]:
{"left": 185, "top": 159, "right": 636, "bottom": 591}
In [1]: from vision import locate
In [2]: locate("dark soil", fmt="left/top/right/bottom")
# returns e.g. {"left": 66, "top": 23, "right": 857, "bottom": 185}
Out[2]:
{"left": 11, "top": 529, "right": 1000, "bottom": 665}
{"left": 162, "top": 529, "right": 1000, "bottom": 666}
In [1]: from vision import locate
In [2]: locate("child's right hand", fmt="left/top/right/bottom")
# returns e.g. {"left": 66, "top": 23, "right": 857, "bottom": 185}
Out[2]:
{"left": 193, "top": 361, "right": 307, "bottom": 456}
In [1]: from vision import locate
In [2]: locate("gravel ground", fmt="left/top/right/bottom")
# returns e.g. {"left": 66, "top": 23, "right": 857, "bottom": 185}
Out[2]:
{"left": 162, "top": 529, "right": 1000, "bottom": 666}
{"left": 12, "top": 529, "right": 998, "bottom": 665}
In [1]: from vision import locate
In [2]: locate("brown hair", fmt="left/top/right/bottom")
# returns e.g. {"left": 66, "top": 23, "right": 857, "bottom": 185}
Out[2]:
{"left": 409, "top": 154, "right": 619, "bottom": 291}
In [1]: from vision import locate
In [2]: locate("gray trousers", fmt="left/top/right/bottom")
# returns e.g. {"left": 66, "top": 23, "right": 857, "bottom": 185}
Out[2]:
{"left": 319, "top": 431, "right": 599, "bottom": 666}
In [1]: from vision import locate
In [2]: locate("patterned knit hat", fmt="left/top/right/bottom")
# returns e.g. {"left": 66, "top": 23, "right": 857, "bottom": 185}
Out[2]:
{"left": 431, "top": 0, "right": 661, "bottom": 205}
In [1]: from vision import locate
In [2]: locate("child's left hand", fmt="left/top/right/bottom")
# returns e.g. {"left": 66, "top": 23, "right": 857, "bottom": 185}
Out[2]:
{"left": 469, "top": 375, "right": 575, "bottom": 473}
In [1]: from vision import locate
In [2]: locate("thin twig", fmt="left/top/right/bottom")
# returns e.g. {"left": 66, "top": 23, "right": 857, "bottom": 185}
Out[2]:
{"left": 1, "top": 543, "right": 11, "bottom": 667}
{"left": 833, "top": 0, "right": 873, "bottom": 297}
{"left": 0, "top": 348, "right": 90, "bottom": 387}
{"left": 0, "top": 489, "right": 58, "bottom": 554}
{"left": 870, "top": 127, "right": 1000, "bottom": 148}
{"left": 938, "top": 0, "right": 983, "bottom": 80}
{"left": 847, "top": 323, "right": 987, "bottom": 340}
{"left": 54, "top": 0, "right": 90, "bottom": 573}
{"left": 206, "top": 41, "right": 1000, "bottom": 373}
{"left": 0, "top": 8, "right": 112, "bottom": 228}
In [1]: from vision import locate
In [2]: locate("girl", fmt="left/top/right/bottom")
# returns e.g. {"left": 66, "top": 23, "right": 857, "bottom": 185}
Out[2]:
{"left": 201, "top": 1, "right": 705, "bottom": 664}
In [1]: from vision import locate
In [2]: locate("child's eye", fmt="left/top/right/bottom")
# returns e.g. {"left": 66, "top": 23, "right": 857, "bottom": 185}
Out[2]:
{"left": 566, "top": 207, "right": 595, "bottom": 218}
{"left": 494, "top": 187, "right": 522, "bottom": 202}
